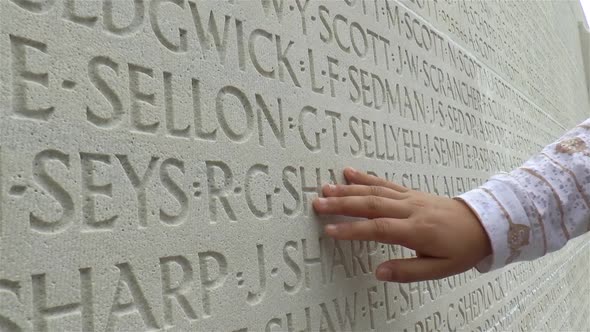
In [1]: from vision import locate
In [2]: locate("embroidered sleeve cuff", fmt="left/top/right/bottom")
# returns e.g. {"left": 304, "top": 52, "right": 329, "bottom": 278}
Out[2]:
{"left": 456, "top": 188, "right": 512, "bottom": 273}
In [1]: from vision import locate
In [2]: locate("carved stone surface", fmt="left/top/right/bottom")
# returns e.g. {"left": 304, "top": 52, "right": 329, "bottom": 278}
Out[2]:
{"left": 1, "top": 0, "right": 589, "bottom": 331}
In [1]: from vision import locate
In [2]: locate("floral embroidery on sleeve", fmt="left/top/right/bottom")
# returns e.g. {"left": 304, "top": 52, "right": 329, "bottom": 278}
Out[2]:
{"left": 506, "top": 223, "right": 530, "bottom": 264}
{"left": 481, "top": 187, "right": 531, "bottom": 264}
{"left": 556, "top": 137, "right": 588, "bottom": 155}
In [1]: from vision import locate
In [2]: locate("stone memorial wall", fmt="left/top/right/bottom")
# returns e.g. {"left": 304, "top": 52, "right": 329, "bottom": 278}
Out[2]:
{"left": 1, "top": 0, "right": 590, "bottom": 331}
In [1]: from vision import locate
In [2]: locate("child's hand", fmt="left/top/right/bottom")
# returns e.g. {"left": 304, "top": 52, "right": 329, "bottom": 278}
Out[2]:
{"left": 312, "top": 168, "right": 492, "bottom": 283}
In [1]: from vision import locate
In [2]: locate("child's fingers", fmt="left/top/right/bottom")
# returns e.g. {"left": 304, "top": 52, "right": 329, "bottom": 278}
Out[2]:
{"left": 313, "top": 196, "right": 412, "bottom": 219}
{"left": 375, "top": 258, "right": 457, "bottom": 283}
{"left": 324, "top": 218, "right": 416, "bottom": 247}
{"left": 343, "top": 167, "right": 409, "bottom": 192}
{"left": 322, "top": 184, "right": 408, "bottom": 200}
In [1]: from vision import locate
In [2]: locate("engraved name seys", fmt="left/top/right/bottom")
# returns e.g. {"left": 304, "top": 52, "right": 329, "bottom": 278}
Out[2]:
{"left": 11, "top": 150, "right": 352, "bottom": 232}
{"left": 7, "top": 146, "right": 488, "bottom": 236}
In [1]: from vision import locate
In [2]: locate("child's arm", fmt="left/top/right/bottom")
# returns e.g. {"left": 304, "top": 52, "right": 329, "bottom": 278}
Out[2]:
{"left": 457, "top": 119, "right": 590, "bottom": 272}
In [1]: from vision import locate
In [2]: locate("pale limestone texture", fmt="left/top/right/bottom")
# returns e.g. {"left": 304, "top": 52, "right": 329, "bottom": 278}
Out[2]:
{"left": 0, "top": 0, "right": 589, "bottom": 331}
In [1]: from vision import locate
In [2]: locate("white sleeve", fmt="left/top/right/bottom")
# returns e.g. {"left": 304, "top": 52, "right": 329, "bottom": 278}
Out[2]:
{"left": 456, "top": 118, "right": 590, "bottom": 272}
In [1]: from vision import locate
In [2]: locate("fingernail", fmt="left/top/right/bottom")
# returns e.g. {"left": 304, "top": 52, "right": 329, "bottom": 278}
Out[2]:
{"left": 327, "top": 184, "right": 336, "bottom": 191}
{"left": 315, "top": 197, "right": 328, "bottom": 208}
{"left": 325, "top": 224, "right": 338, "bottom": 235}
{"left": 347, "top": 167, "right": 357, "bottom": 174}
{"left": 376, "top": 266, "right": 393, "bottom": 281}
